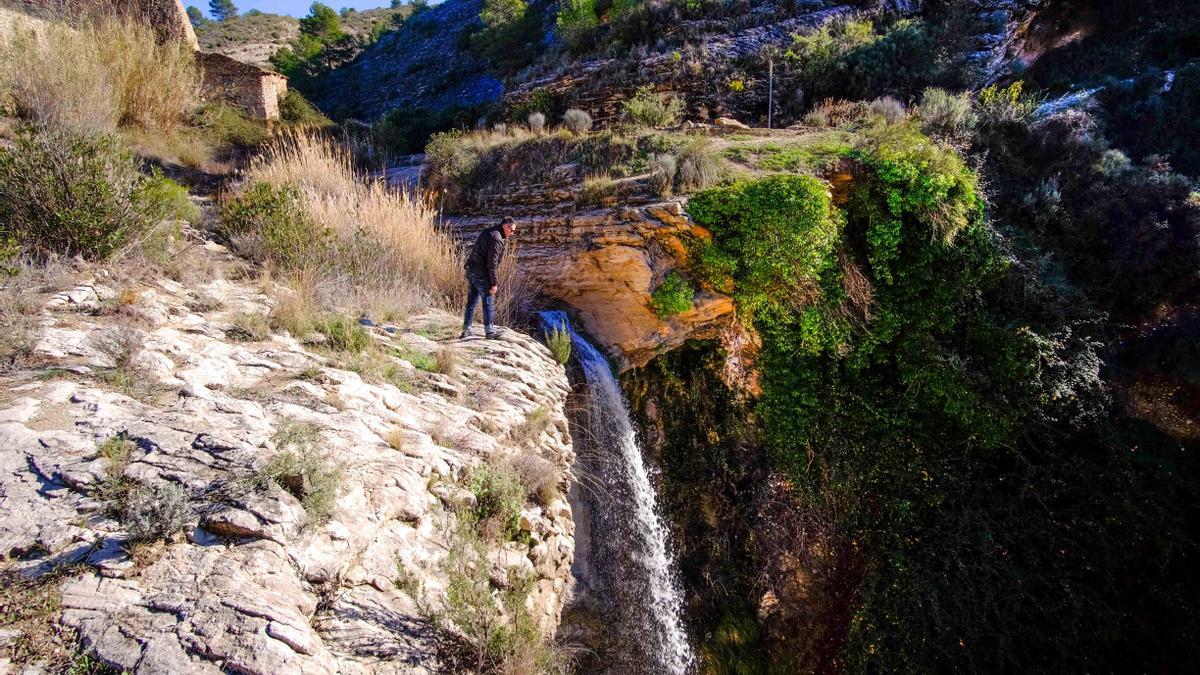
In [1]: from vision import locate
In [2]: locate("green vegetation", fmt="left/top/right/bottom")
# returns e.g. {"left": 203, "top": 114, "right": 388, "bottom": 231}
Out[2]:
{"left": 468, "top": 462, "right": 525, "bottom": 542}
{"left": 544, "top": 325, "right": 572, "bottom": 365}
{"left": 688, "top": 174, "right": 839, "bottom": 322}
{"left": 722, "top": 132, "right": 853, "bottom": 173}
{"left": 682, "top": 117, "right": 1198, "bottom": 671}
{"left": 0, "top": 128, "right": 191, "bottom": 260}
{"left": 649, "top": 272, "right": 693, "bottom": 318}
{"left": 122, "top": 481, "right": 193, "bottom": 542}
{"left": 219, "top": 182, "right": 328, "bottom": 268}
{"left": 556, "top": 0, "right": 598, "bottom": 51}
{"left": 784, "top": 18, "right": 936, "bottom": 107}
{"left": 622, "top": 86, "right": 685, "bottom": 127}
{"left": 251, "top": 420, "right": 342, "bottom": 525}
{"left": 226, "top": 312, "right": 272, "bottom": 342}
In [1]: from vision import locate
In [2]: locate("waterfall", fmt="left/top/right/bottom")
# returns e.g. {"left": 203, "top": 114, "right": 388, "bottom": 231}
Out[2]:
{"left": 541, "top": 311, "right": 695, "bottom": 674}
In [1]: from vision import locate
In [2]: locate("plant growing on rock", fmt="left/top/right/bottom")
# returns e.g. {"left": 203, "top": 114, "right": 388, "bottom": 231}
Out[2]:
{"left": 468, "top": 462, "right": 525, "bottom": 542}
{"left": 562, "top": 108, "right": 593, "bottom": 134}
{"left": 123, "top": 480, "right": 194, "bottom": 542}
{"left": 252, "top": 420, "right": 342, "bottom": 525}
{"left": 650, "top": 272, "right": 694, "bottom": 318}
{"left": 649, "top": 153, "right": 678, "bottom": 197}
{"left": 544, "top": 325, "right": 572, "bottom": 365}
{"left": 622, "top": 86, "right": 685, "bottom": 128}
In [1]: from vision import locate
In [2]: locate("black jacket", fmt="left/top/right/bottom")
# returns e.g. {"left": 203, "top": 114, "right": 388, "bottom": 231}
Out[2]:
{"left": 465, "top": 224, "right": 507, "bottom": 287}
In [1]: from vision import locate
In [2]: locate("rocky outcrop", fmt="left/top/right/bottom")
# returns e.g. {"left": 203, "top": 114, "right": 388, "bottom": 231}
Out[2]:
{"left": 452, "top": 202, "right": 737, "bottom": 372}
{"left": 0, "top": 241, "right": 576, "bottom": 673}
{"left": 314, "top": 0, "right": 501, "bottom": 121}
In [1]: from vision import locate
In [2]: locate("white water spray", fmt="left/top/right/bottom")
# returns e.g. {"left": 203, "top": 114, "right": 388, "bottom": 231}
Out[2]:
{"left": 542, "top": 311, "right": 694, "bottom": 674}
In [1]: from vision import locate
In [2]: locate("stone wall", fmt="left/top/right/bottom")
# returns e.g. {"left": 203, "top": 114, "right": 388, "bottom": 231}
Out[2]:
{"left": 198, "top": 52, "right": 289, "bottom": 121}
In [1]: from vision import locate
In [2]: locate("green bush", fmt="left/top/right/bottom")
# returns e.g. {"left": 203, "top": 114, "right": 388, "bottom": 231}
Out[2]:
{"left": 917, "top": 87, "right": 976, "bottom": 134}
{"left": 650, "top": 272, "right": 694, "bottom": 318}
{"left": 279, "top": 89, "right": 334, "bottom": 128}
{"left": 469, "top": 462, "right": 525, "bottom": 542}
{"left": 687, "top": 174, "right": 839, "bottom": 322}
{"left": 220, "top": 182, "right": 328, "bottom": 268}
{"left": 785, "top": 18, "right": 935, "bottom": 104}
{"left": 556, "top": 0, "right": 598, "bottom": 50}
{"left": 622, "top": 86, "right": 685, "bottom": 127}
{"left": 319, "top": 315, "right": 372, "bottom": 353}
{"left": 544, "top": 324, "right": 572, "bottom": 365}
{"left": 0, "top": 127, "right": 177, "bottom": 260}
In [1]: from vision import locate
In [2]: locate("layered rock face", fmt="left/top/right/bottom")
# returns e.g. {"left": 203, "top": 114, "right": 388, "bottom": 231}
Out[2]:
{"left": 0, "top": 242, "right": 576, "bottom": 673}
{"left": 451, "top": 202, "right": 737, "bottom": 372}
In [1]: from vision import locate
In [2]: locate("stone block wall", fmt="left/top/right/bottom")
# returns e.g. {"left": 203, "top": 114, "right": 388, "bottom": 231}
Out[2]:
{"left": 198, "top": 52, "right": 289, "bottom": 121}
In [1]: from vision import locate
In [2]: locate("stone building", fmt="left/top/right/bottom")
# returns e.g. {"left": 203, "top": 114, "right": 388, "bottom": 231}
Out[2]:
{"left": 197, "top": 52, "right": 289, "bottom": 122}
{"left": 0, "top": 0, "right": 288, "bottom": 121}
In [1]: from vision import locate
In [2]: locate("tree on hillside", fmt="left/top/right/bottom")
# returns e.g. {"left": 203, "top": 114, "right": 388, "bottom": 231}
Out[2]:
{"left": 185, "top": 5, "right": 208, "bottom": 27}
{"left": 480, "top": 0, "right": 526, "bottom": 29}
{"left": 300, "top": 2, "right": 344, "bottom": 40}
{"left": 208, "top": 0, "right": 237, "bottom": 22}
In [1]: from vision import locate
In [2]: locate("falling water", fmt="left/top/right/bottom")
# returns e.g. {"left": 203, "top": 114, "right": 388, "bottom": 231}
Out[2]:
{"left": 541, "top": 311, "right": 695, "bottom": 674}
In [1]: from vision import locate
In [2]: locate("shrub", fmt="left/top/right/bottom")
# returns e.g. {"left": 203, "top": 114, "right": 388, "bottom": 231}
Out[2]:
{"left": 785, "top": 18, "right": 935, "bottom": 104}
{"left": 868, "top": 96, "right": 907, "bottom": 124}
{"left": 0, "top": 128, "right": 178, "bottom": 260}
{"left": 1094, "top": 149, "right": 1132, "bottom": 177}
{"left": 676, "top": 138, "right": 729, "bottom": 191}
{"left": 649, "top": 153, "right": 677, "bottom": 197}
{"left": 227, "top": 313, "right": 272, "bottom": 341}
{"left": 802, "top": 110, "right": 829, "bottom": 127}
{"left": 507, "top": 452, "right": 560, "bottom": 508}
{"left": 650, "top": 272, "right": 694, "bottom": 318}
{"left": 95, "top": 326, "right": 143, "bottom": 370}
{"left": 544, "top": 324, "right": 572, "bottom": 365}
{"left": 123, "top": 480, "right": 193, "bottom": 542}
{"left": 254, "top": 420, "right": 341, "bottom": 525}
{"left": 562, "top": 108, "right": 593, "bottom": 134}
{"left": 623, "top": 86, "right": 685, "bottom": 127}
{"left": 976, "top": 81, "right": 1039, "bottom": 128}
{"left": 0, "top": 20, "right": 200, "bottom": 133}
{"left": 279, "top": 90, "right": 334, "bottom": 128}
{"left": 468, "top": 462, "right": 525, "bottom": 542}
{"left": 527, "top": 111, "right": 546, "bottom": 134}
{"left": 917, "top": 87, "right": 975, "bottom": 134}
{"left": 687, "top": 174, "right": 838, "bottom": 319}
{"left": 556, "top": 0, "right": 598, "bottom": 50}
{"left": 220, "top": 181, "right": 327, "bottom": 268}
{"left": 319, "top": 316, "right": 372, "bottom": 352}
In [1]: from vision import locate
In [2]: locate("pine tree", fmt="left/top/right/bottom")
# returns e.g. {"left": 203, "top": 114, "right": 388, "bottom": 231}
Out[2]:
{"left": 186, "top": 5, "right": 207, "bottom": 27}
{"left": 208, "top": 0, "right": 237, "bottom": 22}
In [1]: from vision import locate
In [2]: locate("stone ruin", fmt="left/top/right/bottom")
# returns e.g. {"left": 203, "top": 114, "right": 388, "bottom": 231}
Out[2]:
{"left": 0, "top": 0, "right": 287, "bottom": 121}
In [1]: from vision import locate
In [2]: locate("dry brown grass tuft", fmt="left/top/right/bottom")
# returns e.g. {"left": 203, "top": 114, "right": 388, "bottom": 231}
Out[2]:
{"left": 506, "top": 452, "right": 561, "bottom": 508}
{"left": 384, "top": 427, "right": 407, "bottom": 451}
{"left": 0, "top": 19, "right": 200, "bottom": 134}
{"left": 245, "top": 134, "right": 463, "bottom": 318}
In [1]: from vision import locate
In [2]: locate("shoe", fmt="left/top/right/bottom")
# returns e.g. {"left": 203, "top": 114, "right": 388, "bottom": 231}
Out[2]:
{"left": 485, "top": 330, "right": 500, "bottom": 340}
{"left": 459, "top": 328, "right": 472, "bottom": 339}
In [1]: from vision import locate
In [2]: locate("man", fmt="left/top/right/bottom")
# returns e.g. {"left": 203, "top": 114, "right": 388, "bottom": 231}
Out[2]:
{"left": 461, "top": 216, "right": 517, "bottom": 339}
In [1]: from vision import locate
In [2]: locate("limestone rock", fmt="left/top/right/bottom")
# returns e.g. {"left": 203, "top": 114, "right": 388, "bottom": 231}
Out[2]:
{"left": 0, "top": 252, "right": 577, "bottom": 673}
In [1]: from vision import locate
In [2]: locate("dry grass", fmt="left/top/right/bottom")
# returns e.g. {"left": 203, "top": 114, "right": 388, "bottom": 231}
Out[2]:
{"left": 245, "top": 134, "right": 463, "bottom": 317}
{"left": 506, "top": 452, "right": 561, "bottom": 508}
{"left": 0, "top": 19, "right": 200, "bottom": 134}
{"left": 384, "top": 427, "right": 407, "bottom": 450}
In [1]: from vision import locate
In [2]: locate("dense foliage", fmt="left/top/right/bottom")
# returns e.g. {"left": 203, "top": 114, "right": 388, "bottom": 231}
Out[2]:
{"left": 686, "top": 122, "right": 1197, "bottom": 671}
{"left": 0, "top": 128, "right": 189, "bottom": 260}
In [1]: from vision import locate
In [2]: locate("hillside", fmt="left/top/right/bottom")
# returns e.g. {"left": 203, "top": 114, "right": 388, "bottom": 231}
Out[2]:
{"left": 194, "top": 6, "right": 409, "bottom": 69}
{"left": 3, "top": 0, "right": 1200, "bottom": 673}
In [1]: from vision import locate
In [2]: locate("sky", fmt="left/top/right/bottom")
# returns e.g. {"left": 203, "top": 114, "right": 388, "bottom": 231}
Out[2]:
{"left": 203, "top": 0, "right": 394, "bottom": 18}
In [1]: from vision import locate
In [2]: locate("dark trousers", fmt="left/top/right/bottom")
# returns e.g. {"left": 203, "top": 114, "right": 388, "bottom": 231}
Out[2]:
{"left": 462, "top": 274, "right": 495, "bottom": 332}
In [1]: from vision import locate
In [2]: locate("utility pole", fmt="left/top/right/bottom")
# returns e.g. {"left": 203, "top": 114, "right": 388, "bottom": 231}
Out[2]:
{"left": 767, "top": 55, "right": 774, "bottom": 130}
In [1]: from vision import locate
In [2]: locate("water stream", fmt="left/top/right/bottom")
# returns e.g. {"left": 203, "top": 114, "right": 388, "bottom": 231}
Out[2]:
{"left": 541, "top": 311, "right": 695, "bottom": 674}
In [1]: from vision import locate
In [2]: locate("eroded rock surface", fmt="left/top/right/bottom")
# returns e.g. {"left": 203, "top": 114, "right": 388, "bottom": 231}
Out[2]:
{"left": 452, "top": 202, "right": 737, "bottom": 371}
{"left": 0, "top": 243, "right": 576, "bottom": 673}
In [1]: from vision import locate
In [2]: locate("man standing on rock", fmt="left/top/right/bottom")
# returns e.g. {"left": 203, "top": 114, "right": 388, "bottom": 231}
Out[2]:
{"left": 461, "top": 216, "right": 517, "bottom": 339}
